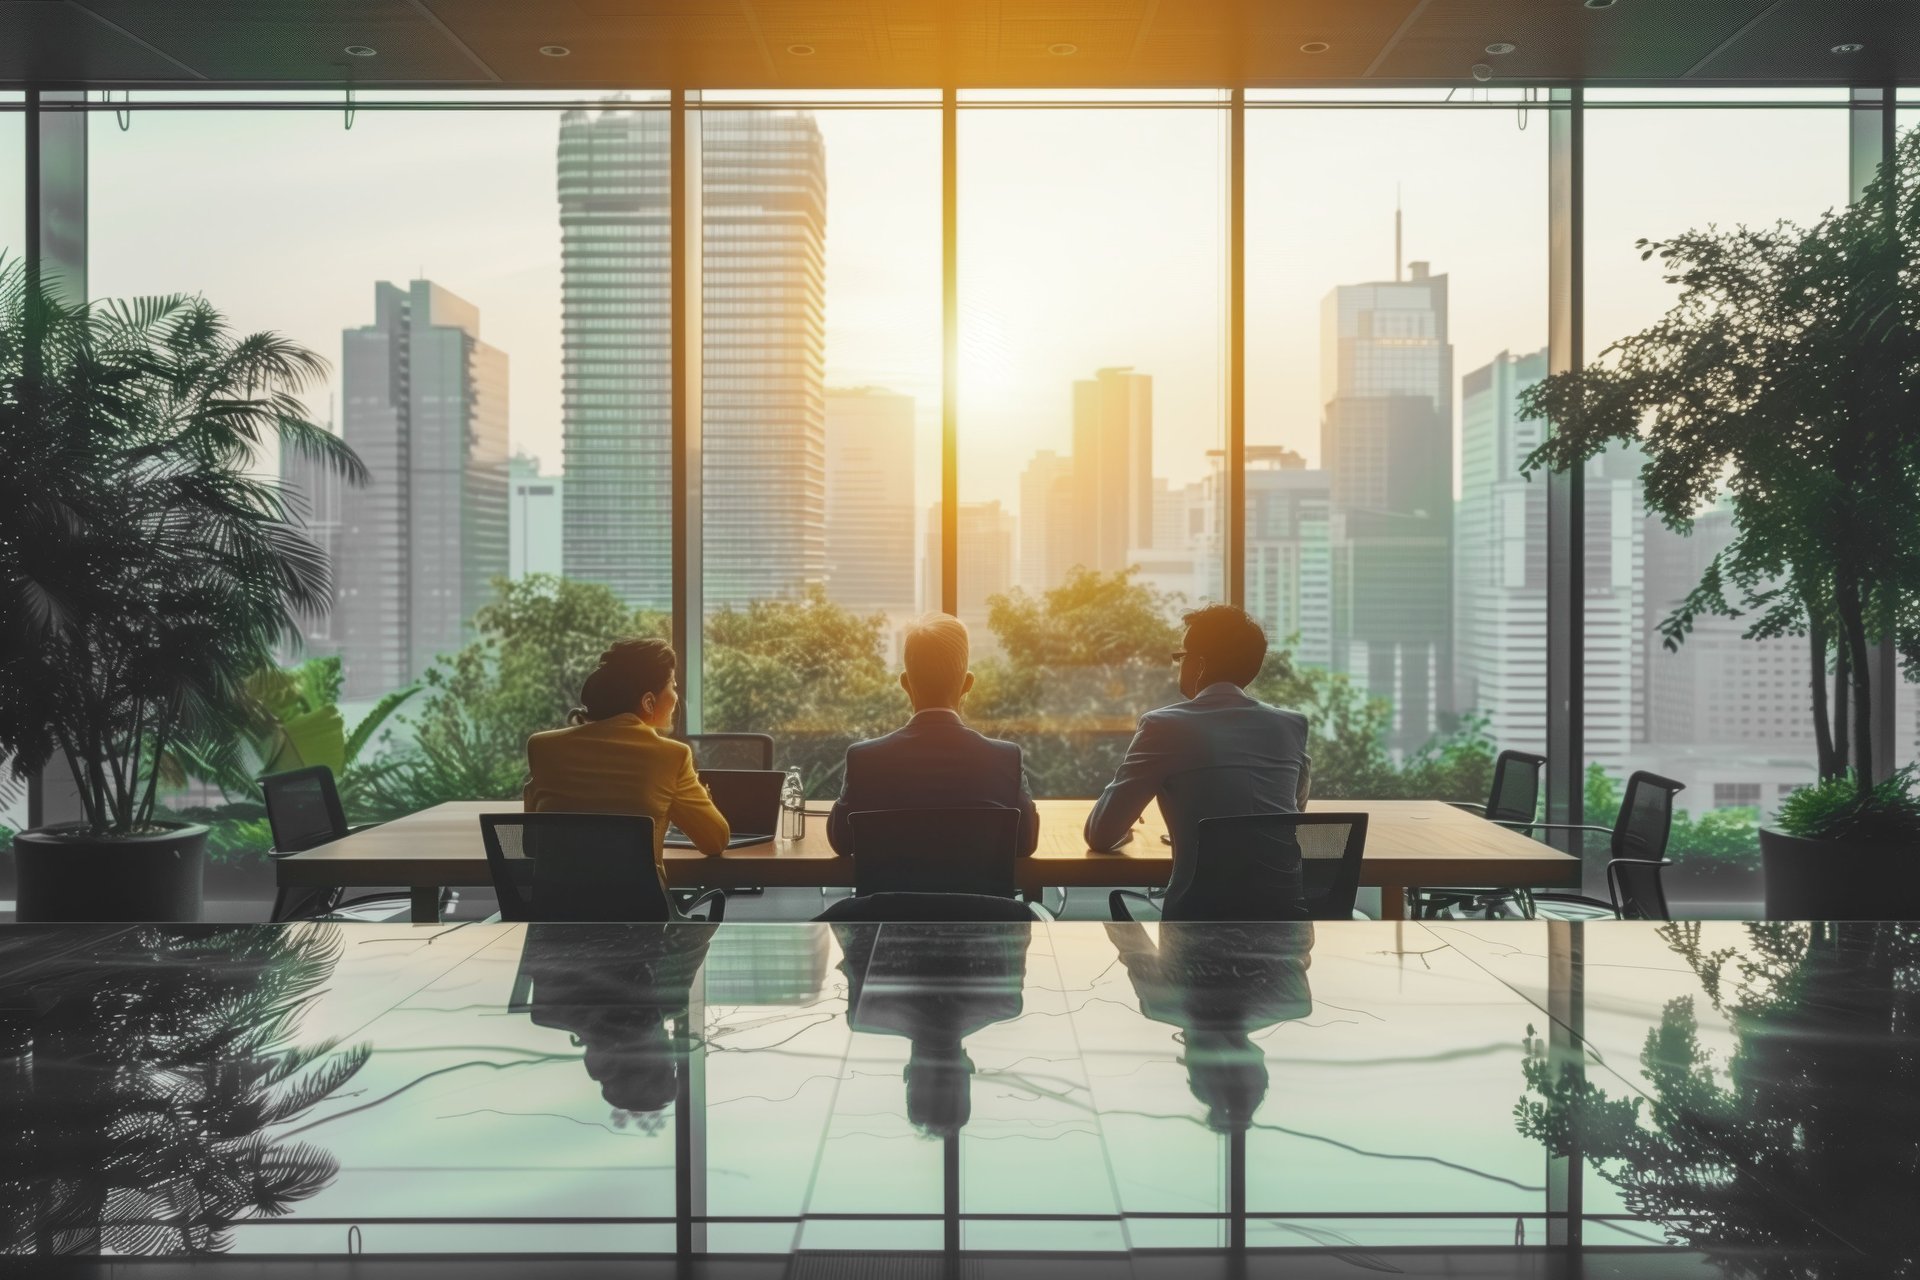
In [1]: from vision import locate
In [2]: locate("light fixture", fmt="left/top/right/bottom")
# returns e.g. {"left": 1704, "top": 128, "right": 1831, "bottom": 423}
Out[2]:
{"left": 343, "top": 45, "right": 377, "bottom": 57}
{"left": 539, "top": 44, "right": 570, "bottom": 57}
{"left": 1047, "top": 42, "right": 1077, "bottom": 56}
{"left": 1831, "top": 42, "right": 1866, "bottom": 54}
{"left": 787, "top": 43, "right": 816, "bottom": 56}
{"left": 1299, "top": 41, "right": 1331, "bottom": 54}
{"left": 1471, "top": 62, "right": 1494, "bottom": 82}
{"left": 1583, "top": 0, "right": 1617, "bottom": 9}
{"left": 1485, "top": 41, "right": 1517, "bottom": 55}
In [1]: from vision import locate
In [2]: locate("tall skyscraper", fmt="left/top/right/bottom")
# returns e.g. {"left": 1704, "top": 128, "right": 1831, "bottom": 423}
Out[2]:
{"left": 336, "top": 280, "right": 508, "bottom": 698}
{"left": 509, "top": 453, "right": 565, "bottom": 581}
{"left": 926, "top": 501, "right": 1015, "bottom": 637}
{"left": 1200, "top": 447, "right": 1334, "bottom": 667}
{"left": 824, "top": 386, "right": 916, "bottom": 617}
{"left": 1019, "top": 449, "right": 1076, "bottom": 592}
{"left": 1071, "top": 366, "right": 1154, "bottom": 575}
{"left": 1320, "top": 261, "right": 1453, "bottom": 752}
{"left": 557, "top": 106, "right": 671, "bottom": 608}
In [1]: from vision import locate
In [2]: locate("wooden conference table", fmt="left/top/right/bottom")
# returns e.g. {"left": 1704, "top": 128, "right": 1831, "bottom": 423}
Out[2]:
{"left": 275, "top": 798, "right": 1577, "bottom": 923}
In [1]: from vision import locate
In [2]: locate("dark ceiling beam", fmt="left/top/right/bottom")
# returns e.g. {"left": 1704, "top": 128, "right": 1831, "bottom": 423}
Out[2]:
{"left": 64, "top": 0, "right": 208, "bottom": 80}
{"left": 1683, "top": 0, "right": 1790, "bottom": 78}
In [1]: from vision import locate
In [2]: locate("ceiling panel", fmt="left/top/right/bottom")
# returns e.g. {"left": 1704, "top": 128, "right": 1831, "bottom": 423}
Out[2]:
{"left": 1701, "top": 0, "right": 1917, "bottom": 82}
{"left": 77, "top": 0, "right": 491, "bottom": 81}
{"left": 1369, "top": 0, "right": 1781, "bottom": 82}
{"left": 0, "top": 0, "right": 198, "bottom": 81}
{"left": 419, "top": 0, "right": 761, "bottom": 86}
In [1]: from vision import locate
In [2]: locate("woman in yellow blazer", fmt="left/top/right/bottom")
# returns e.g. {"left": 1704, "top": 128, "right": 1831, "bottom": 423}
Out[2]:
{"left": 525, "top": 637, "right": 731, "bottom": 866}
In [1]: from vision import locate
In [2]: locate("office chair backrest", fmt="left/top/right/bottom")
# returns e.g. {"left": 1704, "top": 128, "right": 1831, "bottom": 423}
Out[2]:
{"left": 682, "top": 733, "right": 776, "bottom": 772}
{"left": 261, "top": 766, "right": 349, "bottom": 855}
{"left": 1486, "top": 750, "right": 1547, "bottom": 826}
{"left": 814, "top": 892, "right": 1039, "bottom": 923}
{"left": 846, "top": 808, "right": 1022, "bottom": 897}
{"left": 480, "top": 813, "right": 674, "bottom": 922}
{"left": 1614, "top": 772, "right": 1685, "bottom": 860}
{"left": 1606, "top": 859, "right": 1672, "bottom": 922}
{"left": 1179, "top": 813, "right": 1368, "bottom": 921}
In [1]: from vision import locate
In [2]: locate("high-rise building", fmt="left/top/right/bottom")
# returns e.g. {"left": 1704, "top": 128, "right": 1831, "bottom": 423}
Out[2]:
{"left": 824, "top": 387, "right": 916, "bottom": 617}
{"left": 1320, "top": 261, "right": 1453, "bottom": 751}
{"left": 558, "top": 107, "right": 826, "bottom": 612}
{"left": 1019, "top": 449, "right": 1076, "bottom": 593}
{"left": 1071, "top": 367, "right": 1153, "bottom": 575}
{"left": 926, "top": 501, "right": 1015, "bottom": 637}
{"left": 1454, "top": 348, "right": 1642, "bottom": 776}
{"left": 509, "top": 453, "right": 565, "bottom": 581}
{"left": 336, "top": 280, "right": 508, "bottom": 698}
{"left": 1200, "top": 447, "right": 1334, "bottom": 667}
{"left": 557, "top": 107, "right": 671, "bottom": 609}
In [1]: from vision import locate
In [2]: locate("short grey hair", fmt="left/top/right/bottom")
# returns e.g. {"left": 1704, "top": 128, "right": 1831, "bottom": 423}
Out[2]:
{"left": 902, "top": 613, "right": 970, "bottom": 704}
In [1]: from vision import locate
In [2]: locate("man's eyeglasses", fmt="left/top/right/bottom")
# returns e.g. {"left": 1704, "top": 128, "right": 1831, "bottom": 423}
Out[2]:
{"left": 1170, "top": 649, "right": 1188, "bottom": 665}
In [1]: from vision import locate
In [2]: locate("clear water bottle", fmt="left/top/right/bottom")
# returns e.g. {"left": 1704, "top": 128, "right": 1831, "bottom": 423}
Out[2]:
{"left": 780, "top": 766, "right": 806, "bottom": 842}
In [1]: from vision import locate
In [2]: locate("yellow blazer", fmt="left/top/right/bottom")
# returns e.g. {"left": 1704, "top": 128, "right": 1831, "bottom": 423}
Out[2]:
{"left": 524, "top": 715, "right": 731, "bottom": 863}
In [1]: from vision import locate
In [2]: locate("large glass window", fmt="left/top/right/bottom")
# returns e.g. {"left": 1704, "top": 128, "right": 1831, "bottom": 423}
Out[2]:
{"left": 0, "top": 108, "right": 22, "bottom": 843}
{"left": 957, "top": 102, "right": 1228, "bottom": 797}
{"left": 697, "top": 102, "right": 940, "bottom": 796}
{"left": 1246, "top": 99, "right": 1548, "bottom": 803}
{"left": 1582, "top": 94, "right": 1849, "bottom": 875}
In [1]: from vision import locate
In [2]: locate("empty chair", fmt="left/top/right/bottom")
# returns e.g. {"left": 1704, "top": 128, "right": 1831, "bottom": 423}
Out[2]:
{"left": 1410, "top": 749, "right": 1547, "bottom": 920}
{"left": 680, "top": 733, "right": 775, "bottom": 772}
{"left": 846, "top": 808, "right": 1023, "bottom": 897}
{"left": 1111, "top": 813, "right": 1368, "bottom": 922}
{"left": 814, "top": 892, "right": 1042, "bottom": 923}
{"left": 1528, "top": 772, "right": 1685, "bottom": 921}
{"left": 480, "top": 813, "right": 725, "bottom": 923}
{"left": 262, "top": 766, "right": 413, "bottom": 922}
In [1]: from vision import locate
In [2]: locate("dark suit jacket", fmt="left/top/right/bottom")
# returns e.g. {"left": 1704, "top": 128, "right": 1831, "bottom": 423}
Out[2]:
{"left": 826, "top": 709, "right": 1041, "bottom": 856}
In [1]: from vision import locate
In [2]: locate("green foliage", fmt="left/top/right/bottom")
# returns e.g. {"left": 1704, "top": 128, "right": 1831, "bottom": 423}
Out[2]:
{"left": 0, "top": 260, "right": 363, "bottom": 836}
{"left": 1585, "top": 763, "right": 1760, "bottom": 871}
{"left": 1774, "top": 765, "right": 1920, "bottom": 843}
{"left": 988, "top": 567, "right": 1181, "bottom": 670}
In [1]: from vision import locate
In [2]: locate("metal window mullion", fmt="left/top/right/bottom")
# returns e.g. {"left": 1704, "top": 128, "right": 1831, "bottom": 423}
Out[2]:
{"left": 941, "top": 89, "right": 958, "bottom": 617}
{"left": 1227, "top": 89, "right": 1246, "bottom": 610}
{"left": 671, "top": 89, "right": 704, "bottom": 734}
{"left": 1852, "top": 86, "right": 1898, "bottom": 780}
{"left": 1545, "top": 88, "right": 1584, "bottom": 862}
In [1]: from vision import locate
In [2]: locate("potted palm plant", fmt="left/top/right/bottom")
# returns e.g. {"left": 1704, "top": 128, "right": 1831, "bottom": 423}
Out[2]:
{"left": 1520, "top": 128, "right": 1920, "bottom": 917}
{"left": 0, "top": 259, "right": 363, "bottom": 921}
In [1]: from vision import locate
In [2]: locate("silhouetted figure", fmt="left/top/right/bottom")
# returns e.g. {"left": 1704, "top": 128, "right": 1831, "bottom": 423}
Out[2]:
{"left": 828, "top": 613, "right": 1040, "bottom": 858}
{"left": 1105, "top": 920, "right": 1313, "bottom": 1132}
{"left": 1086, "top": 605, "right": 1312, "bottom": 918}
{"left": 511, "top": 922, "right": 715, "bottom": 1115}
{"left": 833, "top": 920, "right": 1032, "bottom": 1139}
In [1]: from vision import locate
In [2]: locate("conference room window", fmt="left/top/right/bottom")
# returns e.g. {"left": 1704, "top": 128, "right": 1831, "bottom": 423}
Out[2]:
{"left": 1245, "top": 95, "right": 1549, "bottom": 804}
{"left": 84, "top": 95, "right": 668, "bottom": 832}
{"left": 696, "top": 99, "right": 941, "bottom": 797}
{"left": 1581, "top": 92, "right": 1848, "bottom": 862}
{"left": 956, "top": 99, "right": 1229, "bottom": 799}
{"left": 0, "top": 105, "right": 20, "bottom": 840}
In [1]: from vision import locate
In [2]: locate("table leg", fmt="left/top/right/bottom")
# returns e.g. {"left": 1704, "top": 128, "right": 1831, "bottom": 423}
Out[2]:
{"left": 410, "top": 885, "right": 441, "bottom": 924}
{"left": 1380, "top": 883, "right": 1407, "bottom": 921}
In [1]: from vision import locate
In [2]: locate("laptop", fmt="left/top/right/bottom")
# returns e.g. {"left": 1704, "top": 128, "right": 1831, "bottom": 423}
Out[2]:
{"left": 664, "top": 768, "right": 784, "bottom": 849}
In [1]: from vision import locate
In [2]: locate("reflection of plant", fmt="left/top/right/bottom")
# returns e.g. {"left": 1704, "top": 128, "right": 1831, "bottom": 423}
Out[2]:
{"left": 1516, "top": 922, "right": 1920, "bottom": 1277}
{"left": 1774, "top": 765, "right": 1920, "bottom": 843}
{"left": 0, "top": 261, "right": 362, "bottom": 834}
{"left": 0, "top": 924, "right": 369, "bottom": 1255}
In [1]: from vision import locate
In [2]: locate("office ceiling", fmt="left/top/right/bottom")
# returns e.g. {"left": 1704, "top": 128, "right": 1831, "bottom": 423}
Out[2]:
{"left": 0, "top": 0, "right": 1914, "bottom": 90}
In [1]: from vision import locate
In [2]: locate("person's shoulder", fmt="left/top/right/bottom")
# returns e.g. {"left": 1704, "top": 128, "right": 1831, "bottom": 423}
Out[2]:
{"left": 1246, "top": 698, "right": 1311, "bottom": 733}
{"left": 525, "top": 723, "right": 575, "bottom": 754}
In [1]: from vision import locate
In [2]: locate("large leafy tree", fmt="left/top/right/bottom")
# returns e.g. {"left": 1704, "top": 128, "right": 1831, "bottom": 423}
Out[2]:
{"left": 1519, "top": 129, "right": 1920, "bottom": 794}
{"left": 0, "top": 259, "right": 361, "bottom": 834}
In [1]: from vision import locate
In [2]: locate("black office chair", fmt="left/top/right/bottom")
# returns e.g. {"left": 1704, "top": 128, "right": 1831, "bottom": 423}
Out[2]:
{"left": 813, "top": 892, "right": 1043, "bottom": 923}
{"left": 263, "top": 766, "right": 420, "bottom": 923}
{"left": 1409, "top": 749, "right": 1547, "bottom": 920}
{"left": 1111, "top": 813, "right": 1368, "bottom": 922}
{"left": 479, "top": 813, "right": 726, "bottom": 923}
{"left": 1528, "top": 772, "right": 1685, "bottom": 921}
{"left": 846, "top": 808, "right": 1023, "bottom": 897}
{"left": 680, "top": 733, "right": 775, "bottom": 771}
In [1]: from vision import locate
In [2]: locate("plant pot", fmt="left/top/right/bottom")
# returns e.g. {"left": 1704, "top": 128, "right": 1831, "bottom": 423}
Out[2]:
{"left": 1760, "top": 827, "right": 1920, "bottom": 921}
{"left": 13, "top": 823, "right": 206, "bottom": 923}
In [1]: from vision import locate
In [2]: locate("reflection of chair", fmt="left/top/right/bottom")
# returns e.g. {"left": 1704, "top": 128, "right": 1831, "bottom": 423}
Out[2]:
{"left": 480, "top": 813, "right": 725, "bottom": 923}
{"left": 814, "top": 892, "right": 1041, "bottom": 923}
{"left": 680, "top": 733, "right": 774, "bottom": 771}
{"left": 1411, "top": 749, "right": 1546, "bottom": 919}
{"left": 1111, "top": 813, "right": 1367, "bottom": 922}
{"left": 262, "top": 766, "right": 419, "bottom": 922}
{"left": 847, "top": 808, "right": 1022, "bottom": 897}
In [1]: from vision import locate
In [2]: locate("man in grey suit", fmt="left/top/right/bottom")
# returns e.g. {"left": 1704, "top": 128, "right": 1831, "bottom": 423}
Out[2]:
{"left": 1085, "top": 605, "right": 1311, "bottom": 913}
{"left": 827, "top": 613, "right": 1041, "bottom": 857}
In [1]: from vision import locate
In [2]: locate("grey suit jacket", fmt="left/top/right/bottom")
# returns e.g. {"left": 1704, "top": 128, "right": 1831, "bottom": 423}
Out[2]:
{"left": 827, "top": 709, "right": 1041, "bottom": 856}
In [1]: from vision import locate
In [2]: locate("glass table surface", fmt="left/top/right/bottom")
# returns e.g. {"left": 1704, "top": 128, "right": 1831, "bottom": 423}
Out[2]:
{"left": 0, "top": 919, "right": 1913, "bottom": 1269}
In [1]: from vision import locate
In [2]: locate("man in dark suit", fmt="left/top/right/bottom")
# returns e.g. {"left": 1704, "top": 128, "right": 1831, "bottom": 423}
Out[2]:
{"left": 827, "top": 613, "right": 1041, "bottom": 856}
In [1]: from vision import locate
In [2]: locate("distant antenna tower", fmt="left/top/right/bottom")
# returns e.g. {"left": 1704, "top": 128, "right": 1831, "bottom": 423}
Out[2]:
{"left": 1395, "top": 186, "right": 1403, "bottom": 283}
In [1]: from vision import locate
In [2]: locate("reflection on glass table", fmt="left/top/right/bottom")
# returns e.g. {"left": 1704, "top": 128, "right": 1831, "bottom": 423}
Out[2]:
{"left": 0, "top": 918, "right": 1913, "bottom": 1271}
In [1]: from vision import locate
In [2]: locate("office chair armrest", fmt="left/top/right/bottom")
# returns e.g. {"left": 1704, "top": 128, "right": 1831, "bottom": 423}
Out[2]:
{"left": 1524, "top": 823, "right": 1613, "bottom": 836}
{"left": 1447, "top": 801, "right": 1488, "bottom": 814}
{"left": 681, "top": 888, "right": 727, "bottom": 923}
{"left": 1109, "top": 889, "right": 1161, "bottom": 923}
